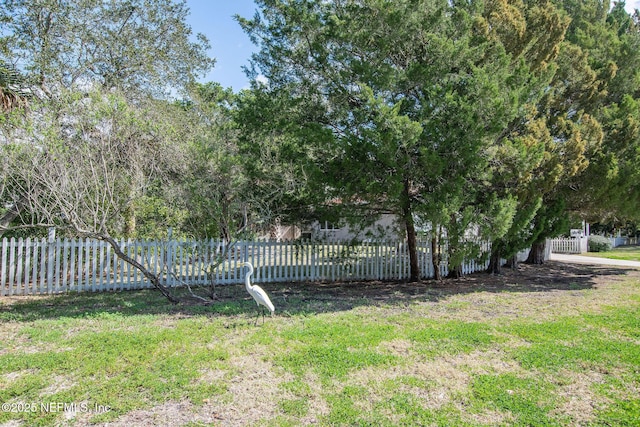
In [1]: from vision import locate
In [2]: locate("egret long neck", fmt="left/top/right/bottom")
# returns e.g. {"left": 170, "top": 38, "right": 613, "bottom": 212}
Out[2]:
{"left": 244, "top": 265, "right": 254, "bottom": 290}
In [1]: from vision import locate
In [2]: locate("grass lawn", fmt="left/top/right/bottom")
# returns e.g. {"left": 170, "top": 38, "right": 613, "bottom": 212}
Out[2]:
{"left": 1, "top": 262, "right": 639, "bottom": 426}
{"left": 582, "top": 245, "right": 640, "bottom": 262}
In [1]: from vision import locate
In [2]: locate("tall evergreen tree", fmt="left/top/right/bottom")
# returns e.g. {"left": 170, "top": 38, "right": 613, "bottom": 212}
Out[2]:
{"left": 239, "top": 0, "right": 546, "bottom": 280}
{"left": 524, "top": 0, "right": 640, "bottom": 263}
{"left": 455, "top": 0, "right": 570, "bottom": 273}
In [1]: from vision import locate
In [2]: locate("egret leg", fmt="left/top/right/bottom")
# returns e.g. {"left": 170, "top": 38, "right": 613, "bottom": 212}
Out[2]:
{"left": 254, "top": 307, "right": 261, "bottom": 326}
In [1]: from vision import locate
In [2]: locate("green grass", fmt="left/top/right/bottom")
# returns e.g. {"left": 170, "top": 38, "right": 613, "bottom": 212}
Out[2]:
{"left": 1, "top": 269, "right": 640, "bottom": 426}
{"left": 470, "top": 373, "right": 564, "bottom": 426}
{"left": 582, "top": 245, "right": 640, "bottom": 261}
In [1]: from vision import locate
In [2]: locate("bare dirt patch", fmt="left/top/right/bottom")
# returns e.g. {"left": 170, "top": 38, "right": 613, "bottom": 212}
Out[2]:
{"left": 2, "top": 369, "right": 37, "bottom": 385}
{"left": 100, "top": 356, "right": 289, "bottom": 427}
{"left": 38, "top": 375, "right": 76, "bottom": 397}
{"left": 549, "top": 370, "right": 609, "bottom": 425}
{"left": 83, "top": 400, "right": 220, "bottom": 427}
{"left": 346, "top": 346, "right": 525, "bottom": 413}
{"left": 209, "top": 355, "right": 293, "bottom": 426}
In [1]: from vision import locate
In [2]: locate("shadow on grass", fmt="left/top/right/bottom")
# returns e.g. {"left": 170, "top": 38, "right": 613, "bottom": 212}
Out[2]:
{"left": 1, "top": 261, "right": 637, "bottom": 323}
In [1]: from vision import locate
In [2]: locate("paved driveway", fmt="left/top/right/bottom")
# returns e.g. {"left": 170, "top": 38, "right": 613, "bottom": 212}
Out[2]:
{"left": 549, "top": 253, "right": 640, "bottom": 268}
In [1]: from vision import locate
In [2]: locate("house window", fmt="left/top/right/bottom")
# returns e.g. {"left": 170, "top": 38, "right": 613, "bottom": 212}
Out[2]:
{"left": 320, "top": 221, "right": 339, "bottom": 231}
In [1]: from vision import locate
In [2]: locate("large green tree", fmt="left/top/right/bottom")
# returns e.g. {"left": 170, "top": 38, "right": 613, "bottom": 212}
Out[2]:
{"left": 0, "top": 0, "right": 213, "bottom": 95}
{"left": 239, "top": 0, "right": 548, "bottom": 280}
{"left": 0, "top": 0, "right": 217, "bottom": 237}
{"left": 178, "top": 82, "right": 253, "bottom": 241}
{"left": 569, "top": 1, "right": 640, "bottom": 225}
{"left": 0, "top": 88, "right": 190, "bottom": 300}
{"left": 523, "top": 0, "right": 640, "bottom": 263}
{"left": 475, "top": 0, "right": 639, "bottom": 270}
{"left": 447, "top": 0, "right": 570, "bottom": 274}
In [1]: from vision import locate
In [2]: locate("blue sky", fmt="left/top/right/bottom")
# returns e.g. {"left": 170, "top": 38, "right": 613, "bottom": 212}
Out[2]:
{"left": 185, "top": 0, "right": 640, "bottom": 93}
{"left": 185, "top": 0, "right": 258, "bottom": 92}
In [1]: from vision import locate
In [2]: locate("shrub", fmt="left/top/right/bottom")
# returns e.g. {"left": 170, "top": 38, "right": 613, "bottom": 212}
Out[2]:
{"left": 588, "top": 235, "right": 612, "bottom": 252}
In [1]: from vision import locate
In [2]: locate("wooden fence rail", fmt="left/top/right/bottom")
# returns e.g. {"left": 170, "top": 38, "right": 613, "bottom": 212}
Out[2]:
{"left": 1, "top": 237, "right": 492, "bottom": 296}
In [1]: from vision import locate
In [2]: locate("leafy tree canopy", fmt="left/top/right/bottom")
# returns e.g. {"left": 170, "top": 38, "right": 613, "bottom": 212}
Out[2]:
{"left": 0, "top": 0, "right": 214, "bottom": 96}
{"left": 238, "top": 0, "right": 564, "bottom": 279}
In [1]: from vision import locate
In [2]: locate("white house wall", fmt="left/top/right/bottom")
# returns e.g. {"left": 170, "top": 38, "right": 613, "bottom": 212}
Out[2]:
{"left": 310, "top": 213, "right": 400, "bottom": 241}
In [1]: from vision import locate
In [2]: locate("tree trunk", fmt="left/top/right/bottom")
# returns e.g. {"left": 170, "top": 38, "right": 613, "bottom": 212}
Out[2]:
{"left": 447, "top": 213, "right": 462, "bottom": 278}
{"left": 401, "top": 179, "right": 420, "bottom": 282}
{"left": 406, "top": 222, "right": 420, "bottom": 281}
{"left": 486, "top": 246, "right": 502, "bottom": 274}
{"left": 505, "top": 254, "right": 518, "bottom": 269}
{"left": 526, "top": 240, "right": 546, "bottom": 264}
{"left": 432, "top": 236, "right": 442, "bottom": 280}
{"left": 447, "top": 264, "right": 462, "bottom": 279}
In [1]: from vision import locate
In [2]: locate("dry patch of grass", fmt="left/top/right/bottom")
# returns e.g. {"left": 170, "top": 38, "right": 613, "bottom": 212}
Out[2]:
{"left": 96, "top": 400, "right": 219, "bottom": 427}
{"left": 549, "top": 370, "right": 609, "bottom": 425}
{"left": 220, "top": 356, "right": 289, "bottom": 424}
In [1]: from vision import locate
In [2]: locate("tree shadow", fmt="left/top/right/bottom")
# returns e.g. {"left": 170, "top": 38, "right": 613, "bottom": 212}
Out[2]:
{"left": 268, "top": 261, "right": 638, "bottom": 315}
{"left": 1, "top": 261, "right": 637, "bottom": 322}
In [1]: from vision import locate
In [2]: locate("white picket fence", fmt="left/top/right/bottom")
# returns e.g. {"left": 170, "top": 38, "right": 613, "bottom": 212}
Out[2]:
{"left": 548, "top": 237, "right": 588, "bottom": 254}
{"left": 548, "top": 236, "right": 639, "bottom": 254}
{"left": 1, "top": 236, "right": 493, "bottom": 296}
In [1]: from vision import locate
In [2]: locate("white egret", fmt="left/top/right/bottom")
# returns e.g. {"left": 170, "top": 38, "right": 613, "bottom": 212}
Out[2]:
{"left": 241, "top": 262, "right": 275, "bottom": 325}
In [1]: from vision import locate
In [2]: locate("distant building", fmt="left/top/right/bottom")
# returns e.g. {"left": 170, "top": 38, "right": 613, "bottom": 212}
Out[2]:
{"left": 306, "top": 213, "right": 400, "bottom": 241}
